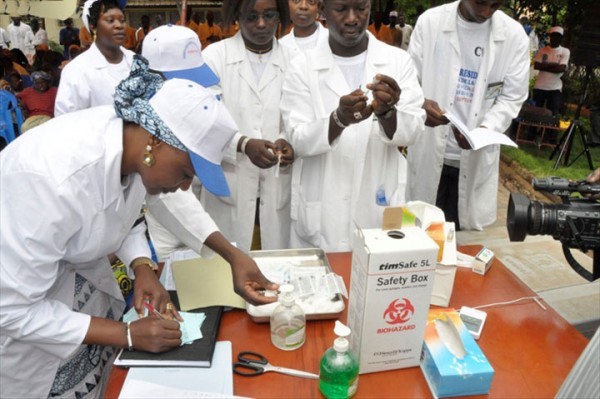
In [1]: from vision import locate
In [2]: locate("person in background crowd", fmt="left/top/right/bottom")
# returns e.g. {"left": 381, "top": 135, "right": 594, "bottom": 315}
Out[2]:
{"left": 533, "top": 26, "right": 569, "bottom": 117}
{"left": 397, "top": 10, "right": 412, "bottom": 50}
{"left": 281, "top": 0, "right": 425, "bottom": 252}
{"left": 387, "top": 10, "right": 403, "bottom": 48}
{"left": 368, "top": 10, "right": 393, "bottom": 45}
{"left": 123, "top": 16, "right": 138, "bottom": 51}
{"left": 135, "top": 15, "right": 152, "bottom": 53}
{"left": 279, "top": 0, "right": 328, "bottom": 57}
{"left": 79, "top": 26, "right": 94, "bottom": 50}
{"left": 406, "top": 0, "right": 529, "bottom": 231}
{"left": 189, "top": 11, "right": 201, "bottom": 32}
{"left": 55, "top": 0, "right": 135, "bottom": 115}
{"left": 59, "top": 18, "right": 81, "bottom": 60}
{"left": 4, "top": 71, "right": 24, "bottom": 94}
{"left": 0, "top": 27, "right": 10, "bottom": 49}
{"left": 31, "top": 19, "right": 49, "bottom": 51}
{"left": 519, "top": 16, "right": 539, "bottom": 58}
{"left": 7, "top": 16, "right": 35, "bottom": 61}
{"left": 1, "top": 65, "right": 278, "bottom": 398}
{"left": 200, "top": 0, "right": 295, "bottom": 253}
{"left": 17, "top": 70, "right": 57, "bottom": 132}
{"left": 197, "top": 10, "right": 223, "bottom": 48}
{"left": 222, "top": 20, "right": 240, "bottom": 38}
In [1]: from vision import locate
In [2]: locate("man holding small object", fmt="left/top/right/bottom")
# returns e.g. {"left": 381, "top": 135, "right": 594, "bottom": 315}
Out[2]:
{"left": 281, "top": 0, "right": 425, "bottom": 252}
{"left": 406, "top": 0, "right": 529, "bottom": 231}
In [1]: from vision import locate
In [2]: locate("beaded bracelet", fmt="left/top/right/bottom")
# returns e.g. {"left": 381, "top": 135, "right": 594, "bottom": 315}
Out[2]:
{"left": 331, "top": 110, "right": 348, "bottom": 129}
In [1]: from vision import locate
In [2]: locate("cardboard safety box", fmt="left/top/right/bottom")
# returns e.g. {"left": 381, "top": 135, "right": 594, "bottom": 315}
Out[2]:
{"left": 421, "top": 308, "right": 494, "bottom": 398}
{"left": 348, "top": 226, "right": 438, "bottom": 374}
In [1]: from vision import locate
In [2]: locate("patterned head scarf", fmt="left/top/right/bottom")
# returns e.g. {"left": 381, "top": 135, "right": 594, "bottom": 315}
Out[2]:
{"left": 114, "top": 55, "right": 187, "bottom": 152}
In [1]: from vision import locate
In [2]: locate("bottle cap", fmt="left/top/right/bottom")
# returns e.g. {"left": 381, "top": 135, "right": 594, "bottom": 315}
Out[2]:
{"left": 278, "top": 284, "right": 295, "bottom": 305}
{"left": 333, "top": 321, "right": 351, "bottom": 352}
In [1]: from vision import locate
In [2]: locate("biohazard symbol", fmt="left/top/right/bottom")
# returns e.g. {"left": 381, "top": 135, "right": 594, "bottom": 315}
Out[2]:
{"left": 383, "top": 298, "right": 414, "bottom": 325}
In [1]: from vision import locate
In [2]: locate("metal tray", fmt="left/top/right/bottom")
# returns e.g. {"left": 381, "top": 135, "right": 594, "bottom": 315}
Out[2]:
{"left": 246, "top": 248, "right": 345, "bottom": 323}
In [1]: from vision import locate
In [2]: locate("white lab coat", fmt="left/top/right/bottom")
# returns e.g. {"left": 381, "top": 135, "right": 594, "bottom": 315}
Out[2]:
{"left": 200, "top": 32, "right": 292, "bottom": 253}
{"left": 55, "top": 43, "right": 135, "bottom": 116}
{"left": 279, "top": 22, "right": 328, "bottom": 59}
{"left": 281, "top": 31, "right": 425, "bottom": 252}
{"left": 7, "top": 22, "right": 34, "bottom": 57}
{"left": 406, "top": 1, "right": 529, "bottom": 230}
{"left": 0, "top": 107, "right": 151, "bottom": 398}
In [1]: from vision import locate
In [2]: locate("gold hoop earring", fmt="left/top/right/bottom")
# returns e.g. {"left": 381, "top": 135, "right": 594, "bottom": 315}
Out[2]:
{"left": 143, "top": 144, "right": 155, "bottom": 167}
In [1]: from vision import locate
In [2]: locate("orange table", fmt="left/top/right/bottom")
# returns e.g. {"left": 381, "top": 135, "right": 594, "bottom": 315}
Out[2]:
{"left": 105, "top": 247, "right": 589, "bottom": 398}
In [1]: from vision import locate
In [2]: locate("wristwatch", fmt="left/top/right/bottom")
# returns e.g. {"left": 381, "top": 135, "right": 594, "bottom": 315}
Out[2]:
{"left": 130, "top": 257, "right": 158, "bottom": 272}
{"left": 376, "top": 107, "right": 396, "bottom": 120}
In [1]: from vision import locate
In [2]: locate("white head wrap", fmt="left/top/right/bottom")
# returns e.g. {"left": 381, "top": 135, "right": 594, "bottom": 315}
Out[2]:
{"left": 81, "top": 0, "right": 98, "bottom": 31}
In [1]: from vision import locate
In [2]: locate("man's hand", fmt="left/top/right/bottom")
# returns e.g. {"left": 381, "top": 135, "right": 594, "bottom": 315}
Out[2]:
{"left": 274, "top": 138, "right": 294, "bottom": 166}
{"left": 423, "top": 99, "right": 449, "bottom": 127}
{"left": 244, "top": 139, "right": 279, "bottom": 169}
{"left": 336, "top": 88, "right": 372, "bottom": 125}
{"left": 452, "top": 126, "right": 472, "bottom": 150}
{"left": 366, "top": 73, "right": 401, "bottom": 116}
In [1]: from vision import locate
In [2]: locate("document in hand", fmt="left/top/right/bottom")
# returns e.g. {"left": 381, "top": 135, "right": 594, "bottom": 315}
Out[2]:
{"left": 114, "top": 306, "right": 223, "bottom": 367}
{"left": 443, "top": 110, "right": 517, "bottom": 150}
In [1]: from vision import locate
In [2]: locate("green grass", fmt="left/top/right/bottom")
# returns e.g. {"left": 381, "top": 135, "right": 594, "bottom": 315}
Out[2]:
{"left": 504, "top": 118, "right": 599, "bottom": 181}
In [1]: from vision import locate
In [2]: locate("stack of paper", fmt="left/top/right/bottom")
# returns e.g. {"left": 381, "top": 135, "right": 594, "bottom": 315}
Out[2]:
{"left": 444, "top": 110, "right": 517, "bottom": 150}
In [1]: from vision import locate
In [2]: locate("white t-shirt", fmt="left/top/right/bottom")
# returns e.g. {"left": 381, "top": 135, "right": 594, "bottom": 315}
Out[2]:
{"left": 333, "top": 51, "right": 367, "bottom": 90}
{"left": 246, "top": 48, "right": 273, "bottom": 83}
{"left": 445, "top": 15, "right": 491, "bottom": 161}
{"left": 534, "top": 45, "right": 570, "bottom": 91}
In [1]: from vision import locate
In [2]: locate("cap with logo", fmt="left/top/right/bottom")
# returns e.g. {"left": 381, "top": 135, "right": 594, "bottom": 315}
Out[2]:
{"left": 149, "top": 79, "right": 236, "bottom": 196}
{"left": 547, "top": 26, "right": 564, "bottom": 35}
{"left": 142, "top": 24, "right": 219, "bottom": 87}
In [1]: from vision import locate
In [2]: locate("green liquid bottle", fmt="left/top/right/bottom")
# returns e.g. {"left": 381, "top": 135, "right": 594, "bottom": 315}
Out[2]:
{"left": 319, "top": 321, "right": 359, "bottom": 399}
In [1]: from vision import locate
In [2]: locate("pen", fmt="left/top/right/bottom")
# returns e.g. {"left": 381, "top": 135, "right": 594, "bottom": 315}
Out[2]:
{"left": 143, "top": 301, "right": 165, "bottom": 319}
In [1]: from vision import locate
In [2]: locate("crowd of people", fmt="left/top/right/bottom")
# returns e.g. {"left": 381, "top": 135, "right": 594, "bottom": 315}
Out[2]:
{"left": 1, "top": 0, "right": 588, "bottom": 398}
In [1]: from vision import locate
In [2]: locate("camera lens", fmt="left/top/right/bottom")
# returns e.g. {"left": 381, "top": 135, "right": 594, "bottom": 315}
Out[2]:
{"left": 507, "top": 193, "right": 530, "bottom": 241}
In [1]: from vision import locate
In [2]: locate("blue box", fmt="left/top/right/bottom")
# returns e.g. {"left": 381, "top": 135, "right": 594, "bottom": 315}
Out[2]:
{"left": 421, "top": 308, "right": 494, "bottom": 397}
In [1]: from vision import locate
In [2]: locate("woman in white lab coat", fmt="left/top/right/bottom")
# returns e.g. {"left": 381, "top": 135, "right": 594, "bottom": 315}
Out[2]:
{"left": 201, "top": 0, "right": 294, "bottom": 253}
{"left": 280, "top": 0, "right": 425, "bottom": 253}
{"left": 55, "top": 0, "right": 134, "bottom": 115}
{"left": 0, "top": 65, "right": 277, "bottom": 398}
{"left": 278, "top": 0, "right": 328, "bottom": 57}
{"left": 406, "top": 1, "right": 529, "bottom": 230}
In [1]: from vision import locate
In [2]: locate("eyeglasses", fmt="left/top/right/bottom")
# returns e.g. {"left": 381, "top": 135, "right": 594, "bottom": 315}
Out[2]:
{"left": 290, "top": 0, "right": 319, "bottom": 5}
{"left": 242, "top": 10, "right": 280, "bottom": 23}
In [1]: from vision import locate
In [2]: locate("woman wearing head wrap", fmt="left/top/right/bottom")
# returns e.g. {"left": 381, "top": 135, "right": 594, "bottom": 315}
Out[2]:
{"left": 17, "top": 70, "right": 57, "bottom": 132}
{"left": 54, "top": 0, "right": 134, "bottom": 116}
{"left": 0, "top": 60, "right": 278, "bottom": 398}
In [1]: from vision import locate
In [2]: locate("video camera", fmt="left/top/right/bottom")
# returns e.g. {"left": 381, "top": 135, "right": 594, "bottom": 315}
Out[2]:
{"left": 507, "top": 177, "right": 600, "bottom": 281}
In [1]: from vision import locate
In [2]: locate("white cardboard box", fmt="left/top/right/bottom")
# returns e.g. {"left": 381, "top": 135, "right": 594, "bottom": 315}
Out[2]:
{"left": 348, "top": 226, "right": 439, "bottom": 374}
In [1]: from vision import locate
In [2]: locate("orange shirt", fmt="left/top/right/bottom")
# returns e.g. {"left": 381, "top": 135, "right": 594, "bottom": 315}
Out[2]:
{"left": 123, "top": 24, "right": 137, "bottom": 50}
{"left": 368, "top": 23, "right": 393, "bottom": 45}
{"left": 79, "top": 27, "right": 93, "bottom": 50}
{"left": 196, "top": 23, "right": 223, "bottom": 48}
{"left": 221, "top": 22, "right": 239, "bottom": 39}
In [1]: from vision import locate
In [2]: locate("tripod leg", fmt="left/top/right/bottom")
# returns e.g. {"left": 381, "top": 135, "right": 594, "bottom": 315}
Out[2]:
{"left": 552, "top": 122, "right": 576, "bottom": 170}
{"left": 568, "top": 124, "right": 595, "bottom": 170}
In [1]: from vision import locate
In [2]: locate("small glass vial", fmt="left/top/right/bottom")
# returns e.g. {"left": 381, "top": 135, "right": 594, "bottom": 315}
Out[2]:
{"left": 270, "top": 284, "right": 305, "bottom": 350}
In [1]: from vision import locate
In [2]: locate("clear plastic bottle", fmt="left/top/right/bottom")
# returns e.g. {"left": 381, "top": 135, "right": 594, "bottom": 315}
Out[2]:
{"left": 319, "top": 321, "right": 359, "bottom": 399}
{"left": 270, "top": 284, "right": 305, "bottom": 350}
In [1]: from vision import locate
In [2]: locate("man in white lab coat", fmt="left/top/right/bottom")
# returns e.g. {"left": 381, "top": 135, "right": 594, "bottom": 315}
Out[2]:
{"left": 406, "top": 0, "right": 529, "bottom": 230}
{"left": 281, "top": 0, "right": 425, "bottom": 252}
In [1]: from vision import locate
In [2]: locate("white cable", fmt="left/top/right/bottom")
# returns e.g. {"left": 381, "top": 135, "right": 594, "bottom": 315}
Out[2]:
{"left": 474, "top": 296, "right": 547, "bottom": 311}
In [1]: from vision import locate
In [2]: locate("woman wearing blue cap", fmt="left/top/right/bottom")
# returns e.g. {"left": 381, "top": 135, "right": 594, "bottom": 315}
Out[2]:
{"left": 0, "top": 60, "right": 278, "bottom": 398}
{"left": 55, "top": 0, "right": 134, "bottom": 116}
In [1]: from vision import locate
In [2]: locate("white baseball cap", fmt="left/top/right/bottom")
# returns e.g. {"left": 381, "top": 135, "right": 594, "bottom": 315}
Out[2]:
{"left": 547, "top": 26, "right": 564, "bottom": 35}
{"left": 149, "top": 79, "right": 236, "bottom": 196}
{"left": 389, "top": 11, "right": 398, "bottom": 17}
{"left": 142, "top": 24, "right": 219, "bottom": 87}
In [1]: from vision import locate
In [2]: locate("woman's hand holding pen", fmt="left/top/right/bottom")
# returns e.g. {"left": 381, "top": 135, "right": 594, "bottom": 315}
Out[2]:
{"left": 275, "top": 138, "right": 294, "bottom": 166}
{"left": 129, "top": 317, "right": 182, "bottom": 353}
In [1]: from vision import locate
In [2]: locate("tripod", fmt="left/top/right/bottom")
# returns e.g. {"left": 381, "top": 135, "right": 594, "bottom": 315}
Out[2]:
{"left": 549, "top": 66, "right": 595, "bottom": 170}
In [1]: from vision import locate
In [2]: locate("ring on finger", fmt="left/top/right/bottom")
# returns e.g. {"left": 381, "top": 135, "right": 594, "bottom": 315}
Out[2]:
{"left": 353, "top": 111, "right": 362, "bottom": 120}
{"left": 387, "top": 98, "right": 395, "bottom": 106}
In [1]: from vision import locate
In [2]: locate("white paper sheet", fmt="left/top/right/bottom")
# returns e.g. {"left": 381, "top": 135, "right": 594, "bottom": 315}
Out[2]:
{"left": 444, "top": 110, "right": 518, "bottom": 150}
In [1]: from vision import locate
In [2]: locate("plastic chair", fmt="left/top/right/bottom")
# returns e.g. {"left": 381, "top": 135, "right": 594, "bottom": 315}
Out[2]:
{"left": 0, "top": 90, "right": 24, "bottom": 146}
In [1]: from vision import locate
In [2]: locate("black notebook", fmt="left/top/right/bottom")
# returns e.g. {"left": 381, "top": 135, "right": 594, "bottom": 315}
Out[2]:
{"left": 114, "top": 305, "right": 223, "bottom": 367}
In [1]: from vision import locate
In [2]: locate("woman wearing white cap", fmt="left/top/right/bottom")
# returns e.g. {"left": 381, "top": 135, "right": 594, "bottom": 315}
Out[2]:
{"left": 55, "top": 0, "right": 134, "bottom": 116}
{"left": 0, "top": 60, "right": 278, "bottom": 398}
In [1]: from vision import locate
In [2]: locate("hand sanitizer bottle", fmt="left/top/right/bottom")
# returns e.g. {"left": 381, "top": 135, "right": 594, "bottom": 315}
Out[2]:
{"left": 270, "top": 284, "right": 305, "bottom": 350}
{"left": 319, "top": 321, "right": 359, "bottom": 398}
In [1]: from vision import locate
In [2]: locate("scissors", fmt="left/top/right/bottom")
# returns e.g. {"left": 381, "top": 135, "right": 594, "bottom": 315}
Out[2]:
{"left": 232, "top": 351, "right": 319, "bottom": 379}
